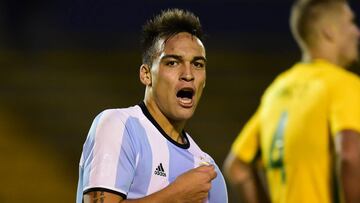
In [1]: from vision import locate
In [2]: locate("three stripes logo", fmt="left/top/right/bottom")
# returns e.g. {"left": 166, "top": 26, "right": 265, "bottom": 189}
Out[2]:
{"left": 154, "top": 163, "right": 167, "bottom": 177}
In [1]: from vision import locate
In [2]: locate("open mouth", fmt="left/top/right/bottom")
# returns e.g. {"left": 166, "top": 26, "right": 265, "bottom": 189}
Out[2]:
{"left": 176, "top": 88, "right": 194, "bottom": 106}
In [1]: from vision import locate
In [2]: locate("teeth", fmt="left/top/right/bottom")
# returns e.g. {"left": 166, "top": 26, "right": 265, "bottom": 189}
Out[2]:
{"left": 179, "top": 97, "right": 192, "bottom": 104}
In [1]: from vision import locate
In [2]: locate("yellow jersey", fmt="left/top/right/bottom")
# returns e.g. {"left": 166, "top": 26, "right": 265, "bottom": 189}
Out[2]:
{"left": 232, "top": 59, "right": 360, "bottom": 203}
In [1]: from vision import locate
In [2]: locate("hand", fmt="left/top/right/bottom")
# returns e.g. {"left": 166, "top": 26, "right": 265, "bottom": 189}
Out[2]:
{"left": 169, "top": 165, "right": 217, "bottom": 203}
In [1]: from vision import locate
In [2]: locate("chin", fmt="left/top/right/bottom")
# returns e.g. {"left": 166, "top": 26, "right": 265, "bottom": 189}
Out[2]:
{"left": 172, "top": 110, "right": 195, "bottom": 122}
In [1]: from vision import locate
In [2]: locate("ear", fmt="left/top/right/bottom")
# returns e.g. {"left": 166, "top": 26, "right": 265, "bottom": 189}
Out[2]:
{"left": 139, "top": 64, "right": 152, "bottom": 86}
{"left": 321, "top": 24, "right": 336, "bottom": 43}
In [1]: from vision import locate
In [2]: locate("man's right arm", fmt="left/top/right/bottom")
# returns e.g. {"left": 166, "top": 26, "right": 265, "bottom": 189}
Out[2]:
{"left": 83, "top": 165, "right": 217, "bottom": 203}
{"left": 223, "top": 109, "right": 270, "bottom": 203}
{"left": 223, "top": 153, "right": 268, "bottom": 203}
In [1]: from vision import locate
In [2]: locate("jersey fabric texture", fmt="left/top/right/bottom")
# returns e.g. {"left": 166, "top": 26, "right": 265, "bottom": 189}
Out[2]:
{"left": 77, "top": 102, "right": 228, "bottom": 203}
{"left": 231, "top": 59, "right": 360, "bottom": 203}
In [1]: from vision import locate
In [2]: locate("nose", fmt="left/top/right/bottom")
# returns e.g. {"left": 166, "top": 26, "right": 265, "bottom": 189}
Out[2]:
{"left": 180, "top": 63, "right": 194, "bottom": 82}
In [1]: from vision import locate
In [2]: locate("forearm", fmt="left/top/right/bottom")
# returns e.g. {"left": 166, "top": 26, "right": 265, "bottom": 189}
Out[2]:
{"left": 224, "top": 154, "right": 267, "bottom": 203}
{"left": 340, "top": 157, "right": 360, "bottom": 203}
{"left": 336, "top": 130, "right": 360, "bottom": 203}
{"left": 232, "top": 175, "right": 262, "bottom": 203}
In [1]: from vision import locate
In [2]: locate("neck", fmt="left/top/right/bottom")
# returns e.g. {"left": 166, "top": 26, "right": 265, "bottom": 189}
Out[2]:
{"left": 143, "top": 98, "right": 186, "bottom": 144}
{"left": 302, "top": 43, "right": 346, "bottom": 68}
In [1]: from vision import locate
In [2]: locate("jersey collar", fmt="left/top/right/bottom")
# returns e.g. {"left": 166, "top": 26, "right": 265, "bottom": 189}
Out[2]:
{"left": 138, "top": 101, "right": 190, "bottom": 149}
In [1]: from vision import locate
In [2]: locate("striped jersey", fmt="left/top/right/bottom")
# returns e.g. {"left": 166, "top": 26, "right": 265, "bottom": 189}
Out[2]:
{"left": 76, "top": 102, "right": 228, "bottom": 203}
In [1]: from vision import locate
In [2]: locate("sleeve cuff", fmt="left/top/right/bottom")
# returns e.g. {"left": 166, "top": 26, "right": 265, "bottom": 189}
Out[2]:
{"left": 84, "top": 187, "right": 127, "bottom": 199}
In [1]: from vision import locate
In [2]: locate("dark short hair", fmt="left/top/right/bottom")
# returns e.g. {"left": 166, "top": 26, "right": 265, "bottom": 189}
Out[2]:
{"left": 141, "top": 8, "right": 204, "bottom": 66}
{"left": 290, "top": 0, "right": 346, "bottom": 47}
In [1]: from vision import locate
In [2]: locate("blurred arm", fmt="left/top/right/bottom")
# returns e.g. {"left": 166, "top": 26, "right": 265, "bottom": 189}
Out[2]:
{"left": 223, "top": 153, "right": 269, "bottom": 203}
{"left": 335, "top": 130, "right": 360, "bottom": 203}
{"left": 224, "top": 109, "right": 270, "bottom": 202}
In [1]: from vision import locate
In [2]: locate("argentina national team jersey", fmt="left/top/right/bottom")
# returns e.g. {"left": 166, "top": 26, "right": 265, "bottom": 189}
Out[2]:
{"left": 76, "top": 102, "right": 228, "bottom": 203}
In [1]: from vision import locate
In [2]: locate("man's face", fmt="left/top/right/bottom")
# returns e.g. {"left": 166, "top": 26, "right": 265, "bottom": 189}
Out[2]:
{"left": 335, "top": 4, "right": 360, "bottom": 66}
{"left": 149, "top": 32, "right": 206, "bottom": 122}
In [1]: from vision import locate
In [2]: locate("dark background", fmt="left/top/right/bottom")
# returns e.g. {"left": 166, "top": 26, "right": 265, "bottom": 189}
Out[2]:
{"left": 1, "top": 0, "right": 359, "bottom": 202}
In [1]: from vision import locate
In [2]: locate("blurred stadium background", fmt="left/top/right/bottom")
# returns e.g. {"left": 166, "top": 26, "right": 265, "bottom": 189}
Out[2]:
{"left": 0, "top": 0, "right": 359, "bottom": 202}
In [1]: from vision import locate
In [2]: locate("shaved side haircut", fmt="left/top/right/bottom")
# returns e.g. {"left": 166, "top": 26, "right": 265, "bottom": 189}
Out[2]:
{"left": 290, "top": 0, "right": 346, "bottom": 48}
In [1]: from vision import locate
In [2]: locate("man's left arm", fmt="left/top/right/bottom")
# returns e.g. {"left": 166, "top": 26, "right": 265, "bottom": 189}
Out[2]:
{"left": 335, "top": 130, "right": 360, "bottom": 203}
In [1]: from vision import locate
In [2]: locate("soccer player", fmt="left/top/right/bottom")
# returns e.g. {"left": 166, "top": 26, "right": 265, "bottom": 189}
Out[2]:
{"left": 223, "top": 0, "right": 360, "bottom": 202}
{"left": 76, "top": 9, "right": 228, "bottom": 203}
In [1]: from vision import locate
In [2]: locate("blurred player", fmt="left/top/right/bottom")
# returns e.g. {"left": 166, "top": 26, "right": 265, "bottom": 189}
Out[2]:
{"left": 224, "top": 0, "right": 360, "bottom": 202}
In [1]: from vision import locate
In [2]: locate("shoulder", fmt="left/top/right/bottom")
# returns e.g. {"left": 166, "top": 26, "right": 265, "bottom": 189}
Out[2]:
{"left": 99, "top": 105, "right": 142, "bottom": 119}
{"left": 266, "top": 62, "right": 306, "bottom": 89}
{"left": 95, "top": 105, "right": 142, "bottom": 125}
{"left": 90, "top": 105, "right": 143, "bottom": 138}
{"left": 261, "top": 65, "right": 296, "bottom": 100}
{"left": 312, "top": 61, "right": 360, "bottom": 85}
{"left": 337, "top": 69, "right": 360, "bottom": 85}
{"left": 323, "top": 67, "right": 360, "bottom": 94}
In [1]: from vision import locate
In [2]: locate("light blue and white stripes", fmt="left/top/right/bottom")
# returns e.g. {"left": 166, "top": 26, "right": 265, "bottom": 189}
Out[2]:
{"left": 76, "top": 104, "right": 228, "bottom": 203}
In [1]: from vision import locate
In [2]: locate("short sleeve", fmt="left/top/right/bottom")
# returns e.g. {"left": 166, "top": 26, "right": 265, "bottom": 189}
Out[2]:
{"left": 329, "top": 74, "right": 360, "bottom": 135}
{"left": 231, "top": 110, "right": 261, "bottom": 163}
{"left": 81, "top": 109, "right": 136, "bottom": 197}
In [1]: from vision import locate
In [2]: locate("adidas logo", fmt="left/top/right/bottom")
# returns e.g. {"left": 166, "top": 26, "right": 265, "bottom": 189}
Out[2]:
{"left": 154, "top": 163, "right": 166, "bottom": 177}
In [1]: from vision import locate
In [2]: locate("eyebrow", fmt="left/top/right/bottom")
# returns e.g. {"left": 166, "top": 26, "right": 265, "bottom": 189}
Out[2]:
{"left": 192, "top": 56, "right": 207, "bottom": 63}
{"left": 161, "top": 54, "right": 207, "bottom": 63}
